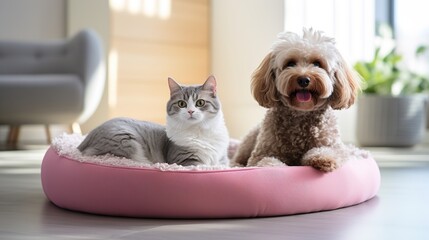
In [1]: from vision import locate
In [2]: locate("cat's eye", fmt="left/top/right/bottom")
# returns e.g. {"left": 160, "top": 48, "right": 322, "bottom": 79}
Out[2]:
{"left": 177, "top": 100, "right": 187, "bottom": 108}
{"left": 195, "top": 99, "right": 205, "bottom": 107}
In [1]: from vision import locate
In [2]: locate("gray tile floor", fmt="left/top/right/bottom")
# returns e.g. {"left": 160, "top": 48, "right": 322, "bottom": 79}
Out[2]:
{"left": 1, "top": 147, "right": 429, "bottom": 240}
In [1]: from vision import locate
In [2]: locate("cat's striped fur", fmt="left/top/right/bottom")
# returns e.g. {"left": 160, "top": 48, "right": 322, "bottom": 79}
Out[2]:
{"left": 77, "top": 76, "right": 229, "bottom": 166}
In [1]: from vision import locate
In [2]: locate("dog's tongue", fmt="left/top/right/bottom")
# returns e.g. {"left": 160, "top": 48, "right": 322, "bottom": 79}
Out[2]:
{"left": 296, "top": 90, "right": 312, "bottom": 102}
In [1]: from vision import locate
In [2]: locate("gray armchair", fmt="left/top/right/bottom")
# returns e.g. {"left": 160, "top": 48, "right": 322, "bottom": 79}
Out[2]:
{"left": 0, "top": 29, "right": 105, "bottom": 146}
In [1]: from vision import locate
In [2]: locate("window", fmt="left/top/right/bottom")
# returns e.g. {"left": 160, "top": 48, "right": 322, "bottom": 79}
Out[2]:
{"left": 284, "top": 0, "right": 375, "bottom": 63}
{"left": 394, "top": 0, "right": 429, "bottom": 74}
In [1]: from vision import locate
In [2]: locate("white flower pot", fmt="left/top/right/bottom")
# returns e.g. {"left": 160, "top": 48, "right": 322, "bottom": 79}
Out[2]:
{"left": 356, "top": 95, "right": 428, "bottom": 147}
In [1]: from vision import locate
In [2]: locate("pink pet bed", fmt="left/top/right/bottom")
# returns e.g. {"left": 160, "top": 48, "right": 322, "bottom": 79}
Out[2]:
{"left": 41, "top": 134, "right": 380, "bottom": 218}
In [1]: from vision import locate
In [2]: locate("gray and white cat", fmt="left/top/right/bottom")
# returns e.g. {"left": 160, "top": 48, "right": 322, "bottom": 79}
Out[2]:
{"left": 77, "top": 76, "right": 230, "bottom": 166}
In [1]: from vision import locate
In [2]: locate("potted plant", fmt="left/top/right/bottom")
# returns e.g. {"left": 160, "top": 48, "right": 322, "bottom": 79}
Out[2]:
{"left": 416, "top": 45, "right": 429, "bottom": 129}
{"left": 354, "top": 26, "right": 429, "bottom": 147}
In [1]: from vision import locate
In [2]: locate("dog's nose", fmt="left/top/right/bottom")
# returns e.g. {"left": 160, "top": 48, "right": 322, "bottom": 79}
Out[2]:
{"left": 297, "top": 76, "right": 310, "bottom": 88}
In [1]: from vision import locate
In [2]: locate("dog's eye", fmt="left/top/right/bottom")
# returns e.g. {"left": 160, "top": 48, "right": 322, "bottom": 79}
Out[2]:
{"left": 312, "top": 60, "right": 321, "bottom": 67}
{"left": 285, "top": 61, "right": 296, "bottom": 68}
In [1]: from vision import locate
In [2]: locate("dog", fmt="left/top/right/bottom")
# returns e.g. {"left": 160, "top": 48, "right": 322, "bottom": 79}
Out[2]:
{"left": 231, "top": 28, "right": 361, "bottom": 172}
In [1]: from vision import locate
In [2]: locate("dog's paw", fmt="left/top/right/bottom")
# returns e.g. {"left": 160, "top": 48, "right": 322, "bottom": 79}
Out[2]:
{"left": 256, "top": 157, "right": 286, "bottom": 167}
{"left": 304, "top": 156, "right": 338, "bottom": 172}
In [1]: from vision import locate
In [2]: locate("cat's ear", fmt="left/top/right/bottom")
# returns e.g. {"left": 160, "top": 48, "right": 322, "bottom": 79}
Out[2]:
{"left": 168, "top": 77, "right": 182, "bottom": 95}
{"left": 202, "top": 75, "right": 217, "bottom": 96}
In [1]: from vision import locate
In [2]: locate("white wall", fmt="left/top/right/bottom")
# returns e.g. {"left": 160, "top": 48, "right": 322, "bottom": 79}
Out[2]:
{"left": 0, "top": 0, "right": 66, "bottom": 41}
{"left": 67, "top": 0, "right": 110, "bottom": 134}
{"left": 211, "top": 0, "right": 284, "bottom": 139}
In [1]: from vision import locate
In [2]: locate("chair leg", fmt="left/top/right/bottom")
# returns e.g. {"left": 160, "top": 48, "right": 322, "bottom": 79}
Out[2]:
{"left": 45, "top": 125, "right": 52, "bottom": 144}
{"left": 7, "top": 125, "right": 20, "bottom": 147}
{"left": 69, "top": 123, "right": 82, "bottom": 135}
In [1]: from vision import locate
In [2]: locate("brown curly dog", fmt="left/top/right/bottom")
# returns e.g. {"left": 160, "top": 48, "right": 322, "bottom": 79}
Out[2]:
{"left": 232, "top": 28, "right": 361, "bottom": 172}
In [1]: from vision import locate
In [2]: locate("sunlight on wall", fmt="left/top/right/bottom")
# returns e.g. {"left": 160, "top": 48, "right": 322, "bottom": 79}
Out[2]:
{"left": 110, "top": 0, "right": 171, "bottom": 19}
{"left": 211, "top": 0, "right": 284, "bottom": 139}
{"left": 142, "top": 0, "right": 156, "bottom": 16}
{"left": 108, "top": 50, "right": 118, "bottom": 109}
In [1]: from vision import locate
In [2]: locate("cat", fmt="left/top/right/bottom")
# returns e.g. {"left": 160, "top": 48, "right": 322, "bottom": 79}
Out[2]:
{"left": 77, "top": 76, "right": 230, "bottom": 166}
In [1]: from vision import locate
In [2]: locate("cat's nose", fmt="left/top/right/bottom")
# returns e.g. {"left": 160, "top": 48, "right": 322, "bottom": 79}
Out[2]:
{"left": 188, "top": 110, "right": 194, "bottom": 115}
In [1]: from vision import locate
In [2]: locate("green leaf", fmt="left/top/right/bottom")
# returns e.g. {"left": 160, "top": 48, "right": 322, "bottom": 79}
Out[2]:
{"left": 353, "top": 29, "right": 429, "bottom": 95}
{"left": 416, "top": 45, "right": 427, "bottom": 56}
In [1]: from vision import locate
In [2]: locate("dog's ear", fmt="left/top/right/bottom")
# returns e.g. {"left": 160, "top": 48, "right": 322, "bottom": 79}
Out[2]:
{"left": 251, "top": 52, "right": 278, "bottom": 108}
{"left": 330, "top": 56, "right": 361, "bottom": 109}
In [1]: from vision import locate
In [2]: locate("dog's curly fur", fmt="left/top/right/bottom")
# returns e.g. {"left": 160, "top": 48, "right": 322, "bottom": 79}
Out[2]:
{"left": 231, "top": 29, "right": 361, "bottom": 172}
